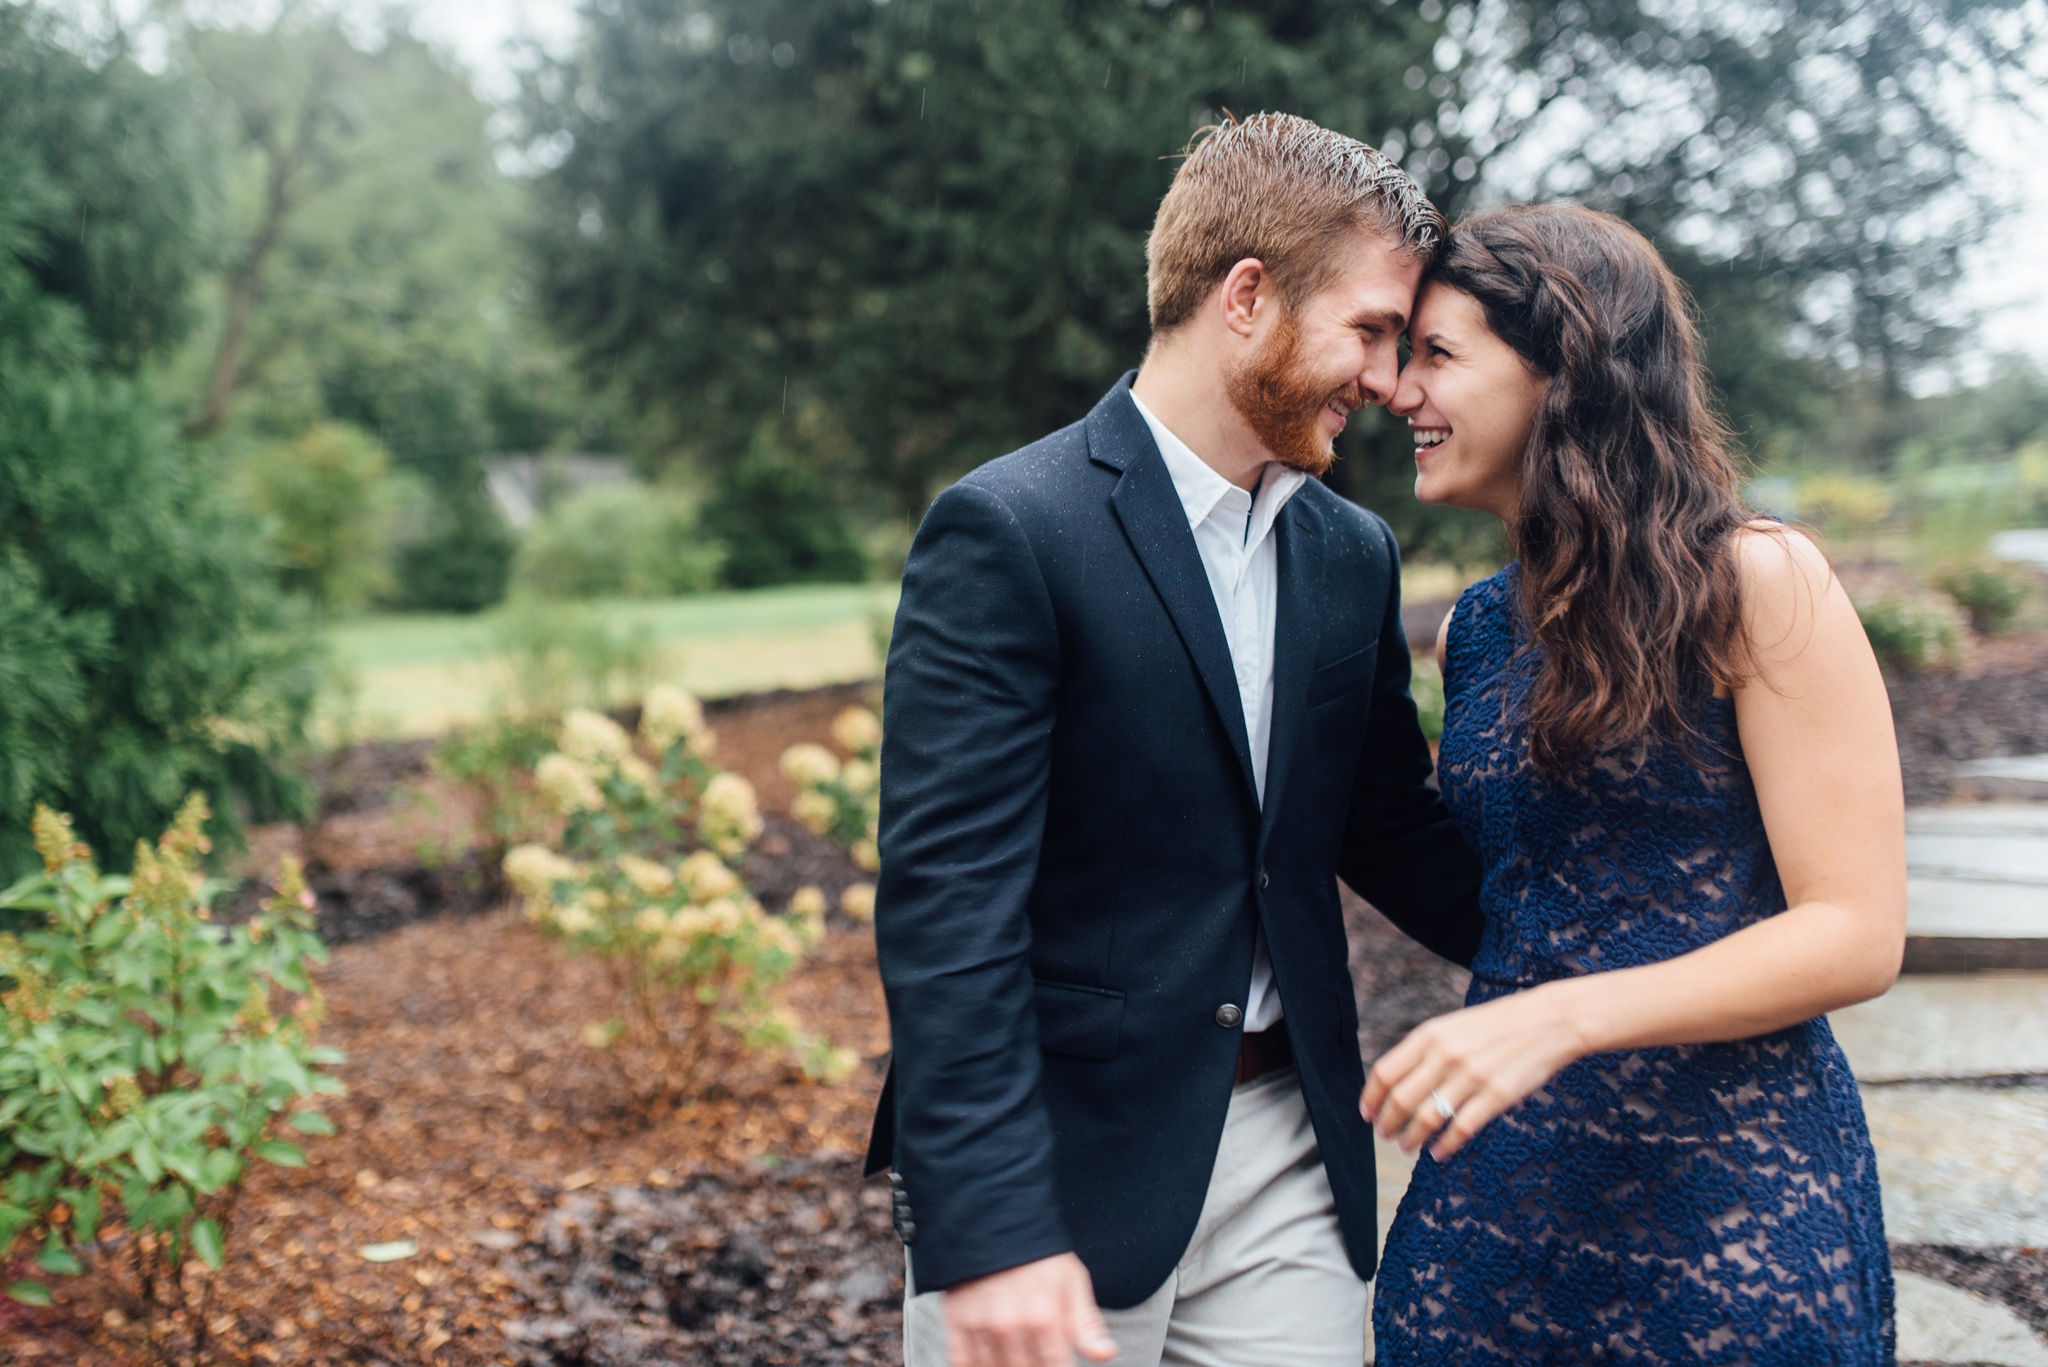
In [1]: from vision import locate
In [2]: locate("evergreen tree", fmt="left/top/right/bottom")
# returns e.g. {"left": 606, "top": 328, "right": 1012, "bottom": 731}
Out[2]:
{"left": 0, "top": 5, "right": 318, "bottom": 880}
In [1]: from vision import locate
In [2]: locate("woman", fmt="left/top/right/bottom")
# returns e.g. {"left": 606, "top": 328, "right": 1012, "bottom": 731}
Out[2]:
{"left": 1365, "top": 204, "right": 1903, "bottom": 1365}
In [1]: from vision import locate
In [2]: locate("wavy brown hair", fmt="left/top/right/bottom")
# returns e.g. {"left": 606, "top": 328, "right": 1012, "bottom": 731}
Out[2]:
{"left": 1424, "top": 204, "right": 1757, "bottom": 773}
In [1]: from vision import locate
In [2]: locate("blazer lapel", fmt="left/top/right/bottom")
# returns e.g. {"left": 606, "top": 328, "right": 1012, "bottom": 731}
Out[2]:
{"left": 1259, "top": 497, "right": 1321, "bottom": 838}
{"left": 1088, "top": 380, "right": 1259, "bottom": 804}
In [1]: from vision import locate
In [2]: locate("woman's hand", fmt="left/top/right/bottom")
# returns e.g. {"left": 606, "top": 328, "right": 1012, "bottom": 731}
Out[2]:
{"left": 1361, "top": 983, "right": 1589, "bottom": 1160}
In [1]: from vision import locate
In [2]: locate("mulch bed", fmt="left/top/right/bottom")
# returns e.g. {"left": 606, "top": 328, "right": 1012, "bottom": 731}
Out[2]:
{"left": 1888, "top": 634, "right": 2048, "bottom": 805}
{"left": 8, "top": 664, "right": 2047, "bottom": 1364}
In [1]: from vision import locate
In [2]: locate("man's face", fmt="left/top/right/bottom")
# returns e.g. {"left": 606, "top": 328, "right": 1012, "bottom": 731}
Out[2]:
{"left": 1225, "top": 228, "right": 1424, "bottom": 475}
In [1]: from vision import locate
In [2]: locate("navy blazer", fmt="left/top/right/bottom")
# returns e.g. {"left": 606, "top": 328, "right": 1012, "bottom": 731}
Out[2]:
{"left": 867, "top": 375, "right": 1484, "bottom": 1308}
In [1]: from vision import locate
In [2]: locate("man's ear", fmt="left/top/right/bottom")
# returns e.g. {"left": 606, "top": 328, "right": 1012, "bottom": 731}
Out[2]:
{"left": 1216, "top": 258, "right": 1267, "bottom": 339}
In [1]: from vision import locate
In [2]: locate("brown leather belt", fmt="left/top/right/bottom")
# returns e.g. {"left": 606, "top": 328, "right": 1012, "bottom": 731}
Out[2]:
{"left": 1234, "top": 1027, "right": 1294, "bottom": 1085}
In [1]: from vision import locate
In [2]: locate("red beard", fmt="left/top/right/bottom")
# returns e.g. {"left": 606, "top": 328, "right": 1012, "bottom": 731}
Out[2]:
{"left": 1225, "top": 310, "right": 1359, "bottom": 477}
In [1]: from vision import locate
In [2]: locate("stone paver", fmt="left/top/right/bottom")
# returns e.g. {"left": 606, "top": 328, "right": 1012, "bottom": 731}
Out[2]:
{"left": 1910, "top": 879, "right": 2048, "bottom": 937}
{"left": 1906, "top": 803, "right": 2048, "bottom": 939}
{"left": 1864, "top": 1085, "right": 2048, "bottom": 1246}
{"left": 1895, "top": 1270, "right": 2048, "bottom": 1365}
{"left": 1909, "top": 831, "right": 2048, "bottom": 885}
{"left": 1910, "top": 804, "right": 2048, "bottom": 837}
{"left": 1831, "top": 974, "right": 2048, "bottom": 1081}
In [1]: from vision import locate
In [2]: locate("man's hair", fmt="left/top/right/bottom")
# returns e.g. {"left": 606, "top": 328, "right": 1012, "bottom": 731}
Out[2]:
{"left": 1146, "top": 112, "right": 1443, "bottom": 333}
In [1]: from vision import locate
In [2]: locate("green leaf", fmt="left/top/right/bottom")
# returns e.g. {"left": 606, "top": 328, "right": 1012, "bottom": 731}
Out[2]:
{"left": 287, "top": 1111, "right": 335, "bottom": 1136}
{"left": 130, "top": 1135, "right": 163, "bottom": 1185}
{"left": 0, "top": 1202, "right": 36, "bottom": 1248}
{"left": 36, "top": 1232, "right": 81, "bottom": 1276}
{"left": 5, "top": 1279, "right": 52, "bottom": 1306}
{"left": 198, "top": 1147, "right": 241, "bottom": 1193}
{"left": 190, "top": 1217, "right": 224, "bottom": 1270}
{"left": 251, "top": 1139, "right": 306, "bottom": 1168}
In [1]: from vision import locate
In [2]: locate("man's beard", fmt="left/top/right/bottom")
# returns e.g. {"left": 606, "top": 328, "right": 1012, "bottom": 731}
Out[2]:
{"left": 1224, "top": 310, "right": 1359, "bottom": 477}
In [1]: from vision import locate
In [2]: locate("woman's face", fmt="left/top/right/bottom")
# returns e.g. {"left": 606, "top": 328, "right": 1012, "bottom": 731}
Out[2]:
{"left": 1391, "top": 283, "right": 1549, "bottom": 519}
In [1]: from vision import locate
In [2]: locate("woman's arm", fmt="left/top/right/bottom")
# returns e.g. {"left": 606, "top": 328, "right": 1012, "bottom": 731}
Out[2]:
{"left": 1362, "top": 526, "right": 1906, "bottom": 1158}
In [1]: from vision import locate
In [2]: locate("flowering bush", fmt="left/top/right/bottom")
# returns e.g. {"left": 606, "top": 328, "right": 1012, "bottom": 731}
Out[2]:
{"left": 505, "top": 689, "right": 850, "bottom": 1090}
{"left": 781, "top": 705, "right": 882, "bottom": 873}
{"left": 0, "top": 798, "right": 341, "bottom": 1324}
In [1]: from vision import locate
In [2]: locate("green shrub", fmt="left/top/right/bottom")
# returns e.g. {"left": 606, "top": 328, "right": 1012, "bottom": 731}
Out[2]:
{"left": 1855, "top": 595, "right": 1959, "bottom": 673}
{"left": 434, "top": 713, "right": 558, "bottom": 859}
{"left": 1937, "top": 562, "right": 2034, "bottom": 636}
{"left": 0, "top": 798, "right": 342, "bottom": 1322}
{"left": 491, "top": 594, "right": 660, "bottom": 717}
{"left": 386, "top": 484, "right": 516, "bottom": 613}
{"left": 0, "top": 368, "right": 321, "bottom": 884}
{"left": 513, "top": 483, "right": 721, "bottom": 599}
{"left": 701, "top": 434, "right": 868, "bottom": 589}
{"left": 502, "top": 696, "right": 854, "bottom": 1092}
{"left": 235, "top": 423, "right": 397, "bottom": 611}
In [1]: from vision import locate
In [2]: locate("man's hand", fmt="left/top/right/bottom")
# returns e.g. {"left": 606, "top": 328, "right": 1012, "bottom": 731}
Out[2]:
{"left": 942, "top": 1252, "right": 1118, "bottom": 1367}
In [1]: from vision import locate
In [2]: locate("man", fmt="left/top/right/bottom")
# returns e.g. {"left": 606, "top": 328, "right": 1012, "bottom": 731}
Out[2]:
{"left": 867, "top": 113, "right": 1485, "bottom": 1367}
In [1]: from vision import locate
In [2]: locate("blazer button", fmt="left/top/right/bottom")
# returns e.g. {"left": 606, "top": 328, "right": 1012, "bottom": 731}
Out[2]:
{"left": 1214, "top": 1003, "right": 1243, "bottom": 1029}
{"left": 897, "top": 1218, "right": 919, "bottom": 1245}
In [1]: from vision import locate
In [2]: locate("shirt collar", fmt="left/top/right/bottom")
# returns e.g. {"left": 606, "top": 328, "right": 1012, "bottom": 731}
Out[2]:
{"left": 1129, "top": 391, "right": 1307, "bottom": 545}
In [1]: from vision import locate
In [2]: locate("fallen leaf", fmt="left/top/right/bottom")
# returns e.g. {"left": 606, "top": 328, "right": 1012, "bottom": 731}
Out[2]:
{"left": 359, "top": 1240, "right": 420, "bottom": 1263}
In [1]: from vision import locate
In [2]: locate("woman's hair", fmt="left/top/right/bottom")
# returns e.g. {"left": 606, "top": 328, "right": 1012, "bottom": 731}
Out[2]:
{"left": 1423, "top": 203, "right": 1756, "bottom": 773}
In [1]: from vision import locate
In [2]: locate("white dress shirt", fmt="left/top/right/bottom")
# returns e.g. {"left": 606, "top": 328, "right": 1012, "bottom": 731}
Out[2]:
{"left": 1129, "top": 391, "right": 1306, "bottom": 1033}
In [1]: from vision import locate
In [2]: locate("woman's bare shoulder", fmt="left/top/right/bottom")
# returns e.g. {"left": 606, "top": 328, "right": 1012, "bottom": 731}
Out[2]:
{"left": 1730, "top": 521, "right": 1845, "bottom": 669}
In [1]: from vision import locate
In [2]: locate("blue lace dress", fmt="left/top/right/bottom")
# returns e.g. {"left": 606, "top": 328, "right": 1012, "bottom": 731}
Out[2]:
{"left": 1372, "top": 565, "right": 1894, "bottom": 1366}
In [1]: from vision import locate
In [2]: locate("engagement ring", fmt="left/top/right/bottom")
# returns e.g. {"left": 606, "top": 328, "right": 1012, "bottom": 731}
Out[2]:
{"left": 1432, "top": 1089, "right": 1457, "bottom": 1122}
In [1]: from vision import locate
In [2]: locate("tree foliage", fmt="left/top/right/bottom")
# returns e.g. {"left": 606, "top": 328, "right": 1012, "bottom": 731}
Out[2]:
{"left": 164, "top": 12, "right": 601, "bottom": 609}
{"left": 0, "top": 7, "right": 317, "bottom": 881}
{"left": 522, "top": 0, "right": 2041, "bottom": 540}
{"left": 523, "top": 0, "right": 1464, "bottom": 525}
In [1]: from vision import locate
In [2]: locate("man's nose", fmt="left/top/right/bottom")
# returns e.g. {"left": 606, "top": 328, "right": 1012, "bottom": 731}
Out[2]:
{"left": 1388, "top": 363, "right": 1423, "bottom": 418}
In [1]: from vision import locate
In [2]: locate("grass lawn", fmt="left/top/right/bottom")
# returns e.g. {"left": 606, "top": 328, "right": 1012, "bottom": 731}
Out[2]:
{"left": 322, "top": 582, "right": 900, "bottom": 738}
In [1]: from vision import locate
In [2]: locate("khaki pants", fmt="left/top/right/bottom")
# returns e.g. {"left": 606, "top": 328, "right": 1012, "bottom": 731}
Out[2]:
{"left": 903, "top": 1069, "right": 1370, "bottom": 1367}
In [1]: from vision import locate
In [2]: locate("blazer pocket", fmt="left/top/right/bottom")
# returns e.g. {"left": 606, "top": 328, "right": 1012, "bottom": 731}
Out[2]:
{"left": 1306, "top": 641, "right": 1377, "bottom": 709}
{"left": 1033, "top": 979, "right": 1127, "bottom": 1061}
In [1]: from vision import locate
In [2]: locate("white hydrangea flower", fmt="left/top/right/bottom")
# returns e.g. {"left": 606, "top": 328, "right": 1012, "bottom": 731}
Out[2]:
{"left": 851, "top": 838, "right": 881, "bottom": 872}
{"left": 504, "top": 843, "right": 580, "bottom": 898}
{"left": 669, "top": 906, "right": 714, "bottom": 938}
{"left": 779, "top": 743, "right": 841, "bottom": 788}
{"left": 559, "top": 709, "right": 633, "bottom": 765}
{"left": 698, "top": 772, "right": 762, "bottom": 857}
{"left": 640, "top": 684, "right": 706, "bottom": 753}
{"left": 536, "top": 753, "right": 605, "bottom": 814}
{"left": 839, "top": 758, "right": 878, "bottom": 796}
{"left": 703, "top": 896, "right": 747, "bottom": 935}
{"left": 831, "top": 705, "right": 883, "bottom": 755}
{"left": 553, "top": 900, "right": 597, "bottom": 935}
{"left": 617, "top": 754, "right": 657, "bottom": 788}
{"left": 790, "top": 789, "right": 837, "bottom": 836}
{"left": 617, "top": 853, "right": 675, "bottom": 895}
{"left": 788, "top": 885, "right": 828, "bottom": 919}
{"left": 677, "top": 849, "right": 741, "bottom": 902}
{"left": 840, "top": 882, "right": 877, "bottom": 923}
